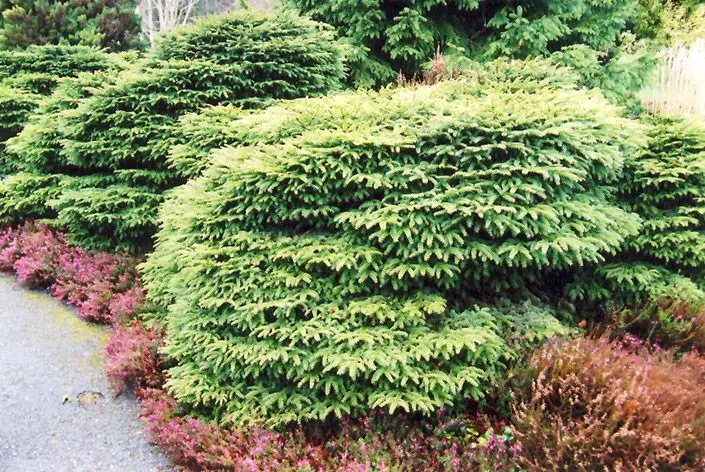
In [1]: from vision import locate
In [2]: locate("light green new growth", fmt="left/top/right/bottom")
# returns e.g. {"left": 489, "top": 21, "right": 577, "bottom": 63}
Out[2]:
{"left": 143, "top": 62, "right": 641, "bottom": 426}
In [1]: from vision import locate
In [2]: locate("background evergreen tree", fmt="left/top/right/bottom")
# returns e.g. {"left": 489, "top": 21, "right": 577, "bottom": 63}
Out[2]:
{"left": 286, "top": 0, "right": 642, "bottom": 87}
{"left": 0, "top": 0, "right": 143, "bottom": 51}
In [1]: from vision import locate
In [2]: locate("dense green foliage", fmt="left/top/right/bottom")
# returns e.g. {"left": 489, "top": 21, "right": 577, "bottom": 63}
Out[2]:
{"left": 0, "top": 72, "right": 123, "bottom": 224}
{"left": 633, "top": 0, "right": 705, "bottom": 42}
{"left": 287, "top": 0, "right": 641, "bottom": 86}
{"left": 2, "top": 11, "right": 344, "bottom": 252}
{"left": 0, "top": 45, "right": 123, "bottom": 80}
{"left": 570, "top": 116, "right": 705, "bottom": 309}
{"left": 142, "top": 62, "right": 641, "bottom": 426}
{"left": 0, "top": 83, "right": 38, "bottom": 172}
{"left": 548, "top": 42, "right": 656, "bottom": 108}
{"left": 0, "top": 0, "right": 142, "bottom": 51}
{"left": 621, "top": 117, "right": 705, "bottom": 275}
{"left": 0, "top": 85, "right": 38, "bottom": 142}
{"left": 168, "top": 106, "right": 248, "bottom": 180}
{"left": 0, "top": 45, "right": 124, "bottom": 173}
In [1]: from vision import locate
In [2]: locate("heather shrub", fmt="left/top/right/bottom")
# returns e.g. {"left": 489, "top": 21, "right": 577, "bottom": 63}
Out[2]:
{"left": 143, "top": 63, "right": 640, "bottom": 426}
{"left": 511, "top": 338, "right": 705, "bottom": 470}
{"left": 139, "top": 387, "right": 521, "bottom": 471}
{"left": 605, "top": 302, "right": 705, "bottom": 352}
{"left": 50, "top": 246, "right": 144, "bottom": 323}
{"left": 0, "top": 222, "right": 64, "bottom": 287}
{"left": 31, "top": 11, "right": 344, "bottom": 252}
{"left": 105, "top": 322, "right": 165, "bottom": 394}
{"left": 0, "top": 222, "right": 143, "bottom": 323}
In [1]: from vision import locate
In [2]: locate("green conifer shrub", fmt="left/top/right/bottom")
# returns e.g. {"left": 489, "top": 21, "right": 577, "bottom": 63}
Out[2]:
{"left": 0, "top": 46, "right": 125, "bottom": 175}
{"left": 0, "top": 45, "right": 123, "bottom": 80}
{"left": 37, "top": 11, "right": 343, "bottom": 252}
{"left": 287, "top": 0, "right": 640, "bottom": 86}
{"left": 142, "top": 63, "right": 642, "bottom": 426}
{"left": 0, "top": 72, "right": 116, "bottom": 223}
{"left": 0, "top": 86, "right": 39, "bottom": 143}
{"left": 168, "top": 106, "right": 248, "bottom": 180}
{"left": 549, "top": 42, "right": 657, "bottom": 108}
{"left": 0, "top": 0, "right": 142, "bottom": 51}
{"left": 621, "top": 117, "right": 705, "bottom": 275}
{"left": 571, "top": 116, "right": 705, "bottom": 308}
{"left": 1, "top": 72, "right": 60, "bottom": 94}
{"left": 167, "top": 58, "right": 598, "bottom": 182}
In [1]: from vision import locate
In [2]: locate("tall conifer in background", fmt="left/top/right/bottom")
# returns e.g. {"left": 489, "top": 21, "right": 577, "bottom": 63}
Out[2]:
{"left": 0, "top": 0, "right": 142, "bottom": 51}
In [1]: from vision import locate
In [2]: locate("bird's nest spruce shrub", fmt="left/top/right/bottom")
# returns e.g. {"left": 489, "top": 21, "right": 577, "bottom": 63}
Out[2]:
{"left": 9, "top": 10, "right": 344, "bottom": 253}
{"left": 0, "top": 45, "right": 125, "bottom": 81}
{"left": 141, "top": 59, "right": 642, "bottom": 428}
{"left": 0, "top": 71, "right": 120, "bottom": 224}
{"left": 0, "top": 45, "right": 126, "bottom": 173}
{"left": 569, "top": 115, "right": 705, "bottom": 349}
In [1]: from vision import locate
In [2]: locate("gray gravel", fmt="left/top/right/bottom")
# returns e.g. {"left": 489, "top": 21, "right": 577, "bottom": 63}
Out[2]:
{"left": 0, "top": 275, "right": 173, "bottom": 472}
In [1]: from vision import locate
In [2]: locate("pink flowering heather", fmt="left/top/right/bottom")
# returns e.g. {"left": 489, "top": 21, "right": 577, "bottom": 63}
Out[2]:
{"left": 0, "top": 223, "right": 64, "bottom": 287}
{"left": 137, "top": 388, "right": 520, "bottom": 472}
{"left": 51, "top": 248, "right": 144, "bottom": 323}
{"left": 0, "top": 223, "right": 144, "bottom": 323}
{"left": 0, "top": 226, "right": 21, "bottom": 272}
{"left": 105, "top": 323, "right": 165, "bottom": 394}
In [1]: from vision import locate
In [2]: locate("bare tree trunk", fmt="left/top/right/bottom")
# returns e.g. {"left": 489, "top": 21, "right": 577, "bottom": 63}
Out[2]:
{"left": 136, "top": 0, "right": 278, "bottom": 44}
{"left": 137, "top": 0, "right": 202, "bottom": 43}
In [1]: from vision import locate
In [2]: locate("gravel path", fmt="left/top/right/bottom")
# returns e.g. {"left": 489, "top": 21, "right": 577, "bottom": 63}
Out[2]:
{"left": 0, "top": 275, "right": 172, "bottom": 472}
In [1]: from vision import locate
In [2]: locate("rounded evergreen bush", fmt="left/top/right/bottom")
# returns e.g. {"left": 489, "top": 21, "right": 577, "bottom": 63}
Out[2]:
{"left": 0, "top": 46, "right": 126, "bottom": 175}
{"left": 0, "top": 86, "right": 40, "bottom": 144}
{"left": 41, "top": 10, "right": 344, "bottom": 252}
{"left": 0, "top": 45, "right": 124, "bottom": 81}
{"left": 0, "top": 86, "right": 41, "bottom": 173}
{"left": 142, "top": 61, "right": 641, "bottom": 426}
{"left": 0, "top": 70, "right": 126, "bottom": 223}
{"left": 1, "top": 72, "right": 61, "bottom": 95}
{"left": 622, "top": 117, "right": 705, "bottom": 274}
{"left": 571, "top": 116, "right": 705, "bottom": 307}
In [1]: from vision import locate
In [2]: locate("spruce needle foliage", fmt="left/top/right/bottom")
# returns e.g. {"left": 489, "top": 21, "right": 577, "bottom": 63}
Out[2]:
{"left": 0, "top": 45, "right": 124, "bottom": 80}
{"left": 38, "top": 11, "right": 343, "bottom": 252}
{"left": 568, "top": 117, "right": 705, "bottom": 309}
{"left": 570, "top": 116, "right": 705, "bottom": 306}
{"left": 0, "top": 0, "right": 142, "bottom": 51}
{"left": 0, "top": 69, "right": 128, "bottom": 223}
{"left": 0, "top": 46, "right": 125, "bottom": 174}
{"left": 622, "top": 117, "right": 705, "bottom": 274}
{"left": 287, "top": 0, "right": 640, "bottom": 87}
{"left": 0, "top": 86, "right": 40, "bottom": 144}
{"left": 143, "top": 62, "right": 641, "bottom": 426}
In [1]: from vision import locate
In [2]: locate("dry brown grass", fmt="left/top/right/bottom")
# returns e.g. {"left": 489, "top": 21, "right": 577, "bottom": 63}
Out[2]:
{"left": 641, "top": 38, "right": 705, "bottom": 117}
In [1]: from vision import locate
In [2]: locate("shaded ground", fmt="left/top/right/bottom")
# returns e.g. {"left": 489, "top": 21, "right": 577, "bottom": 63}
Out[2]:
{"left": 0, "top": 275, "right": 172, "bottom": 472}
